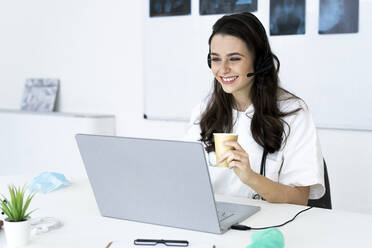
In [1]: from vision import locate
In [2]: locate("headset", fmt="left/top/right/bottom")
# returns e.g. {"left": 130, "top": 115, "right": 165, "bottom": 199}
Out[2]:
{"left": 207, "top": 13, "right": 272, "bottom": 199}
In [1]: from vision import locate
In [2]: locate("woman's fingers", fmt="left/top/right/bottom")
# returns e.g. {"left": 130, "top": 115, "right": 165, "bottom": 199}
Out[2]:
{"left": 225, "top": 152, "right": 240, "bottom": 163}
{"left": 218, "top": 150, "right": 237, "bottom": 163}
{"left": 228, "top": 160, "right": 246, "bottom": 171}
{"left": 218, "top": 149, "right": 248, "bottom": 164}
{"left": 228, "top": 160, "right": 240, "bottom": 169}
{"left": 223, "top": 140, "right": 244, "bottom": 151}
{"left": 226, "top": 151, "right": 248, "bottom": 163}
{"left": 217, "top": 141, "right": 247, "bottom": 164}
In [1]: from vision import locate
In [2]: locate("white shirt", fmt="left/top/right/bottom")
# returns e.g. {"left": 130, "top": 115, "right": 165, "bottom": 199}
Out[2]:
{"left": 185, "top": 97, "right": 325, "bottom": 200}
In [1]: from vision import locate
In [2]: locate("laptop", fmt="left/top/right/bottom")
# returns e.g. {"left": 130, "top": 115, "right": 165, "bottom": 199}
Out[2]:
{"left": 75, "top": 134, "right": 260, "bottom": 234}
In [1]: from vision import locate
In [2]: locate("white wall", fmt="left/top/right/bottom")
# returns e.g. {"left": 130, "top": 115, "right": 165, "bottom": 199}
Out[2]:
{"left": 0, "top": 1, "right": 371, "bottom": 214}
{"left": 0, "top": 110, "right": 115, "bottom": 176}
{"left": 318, "top": 129, "right": 372, "bottom": 214}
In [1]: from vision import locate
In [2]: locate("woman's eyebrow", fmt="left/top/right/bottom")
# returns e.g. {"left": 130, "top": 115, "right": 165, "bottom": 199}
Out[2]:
{"left": 210, "top": 52, "right": 244, "bottom": 57}
{"left": 227, "top": 52, "right": 244, "bottom": 57}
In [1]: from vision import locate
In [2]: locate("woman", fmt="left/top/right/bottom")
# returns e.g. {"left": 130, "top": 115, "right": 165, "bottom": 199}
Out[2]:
{"left": 186, "top": 12, "right": 325, "bottom": 206}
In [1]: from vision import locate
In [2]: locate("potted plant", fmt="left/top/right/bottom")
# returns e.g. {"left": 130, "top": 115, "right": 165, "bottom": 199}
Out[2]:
{"left": 0, "top": 185, "right": 36, "bottom": 247}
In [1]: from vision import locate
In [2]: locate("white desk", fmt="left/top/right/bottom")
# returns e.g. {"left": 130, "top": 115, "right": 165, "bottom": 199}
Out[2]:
{"left": 0, "top": 175, "right": 371, "bottom": 247}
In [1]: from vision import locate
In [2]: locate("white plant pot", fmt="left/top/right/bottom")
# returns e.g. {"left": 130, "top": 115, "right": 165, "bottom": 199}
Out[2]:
{"left": 4, "top": 218, "right": 31, "bottom": 247}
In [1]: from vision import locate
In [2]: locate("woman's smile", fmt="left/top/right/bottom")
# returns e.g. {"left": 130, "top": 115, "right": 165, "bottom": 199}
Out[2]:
{"left": 220, "top": 76, "right": 239, "bottom": 84}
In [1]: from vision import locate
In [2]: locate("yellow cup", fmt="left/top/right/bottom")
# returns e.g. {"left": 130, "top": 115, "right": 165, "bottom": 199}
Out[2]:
{"left": 213, "top": 133, "right": 238, "bottom": 167}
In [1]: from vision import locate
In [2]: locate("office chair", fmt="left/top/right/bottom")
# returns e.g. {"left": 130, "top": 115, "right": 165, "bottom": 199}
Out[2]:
{"left": 307, "top": 159, "right": 332, "bottom": 209}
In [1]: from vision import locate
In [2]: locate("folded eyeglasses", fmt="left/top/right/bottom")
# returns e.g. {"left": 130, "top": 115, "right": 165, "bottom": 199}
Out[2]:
{"left": 134, "top": 239, "right": 189, "bottom": 247}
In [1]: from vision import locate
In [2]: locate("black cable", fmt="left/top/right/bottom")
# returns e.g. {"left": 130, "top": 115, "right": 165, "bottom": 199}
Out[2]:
{"left": 231, "top": 206, "right": 313, "bottom": 231}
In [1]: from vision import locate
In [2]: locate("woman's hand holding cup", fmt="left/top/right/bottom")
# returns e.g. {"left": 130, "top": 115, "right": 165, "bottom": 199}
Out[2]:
{"left": 214, "top": 133, "right": 238, "bottom": 167}
{"left": 214, "top": 133, "right": 254, "bottom": 185}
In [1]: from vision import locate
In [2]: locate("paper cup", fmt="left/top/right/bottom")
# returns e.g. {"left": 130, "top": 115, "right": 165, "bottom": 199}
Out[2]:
{"left": 213, "top": 133, "right": 238, "bottom": 167}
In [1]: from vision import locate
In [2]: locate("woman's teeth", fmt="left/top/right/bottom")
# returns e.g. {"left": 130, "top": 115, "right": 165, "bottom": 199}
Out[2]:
{"left": 221, "top": 76, "right": 238, "bottom": 83}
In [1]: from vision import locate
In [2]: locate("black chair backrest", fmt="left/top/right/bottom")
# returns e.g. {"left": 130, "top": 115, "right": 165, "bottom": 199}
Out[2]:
{"left": 307, "top": 159, "right": 332, "bottom": 209}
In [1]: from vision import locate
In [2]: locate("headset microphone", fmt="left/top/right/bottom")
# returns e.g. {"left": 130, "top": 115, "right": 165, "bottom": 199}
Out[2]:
{"left": 246, "top": 64, "right": 273, "bottom": 77}
{"left": 247, "top": 69, "right": 264, "bottom": 77}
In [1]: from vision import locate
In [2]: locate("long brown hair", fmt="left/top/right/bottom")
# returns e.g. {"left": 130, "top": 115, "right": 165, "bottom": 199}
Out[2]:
{"left": 200, "top": 12, "right": 301, "bottom": 154}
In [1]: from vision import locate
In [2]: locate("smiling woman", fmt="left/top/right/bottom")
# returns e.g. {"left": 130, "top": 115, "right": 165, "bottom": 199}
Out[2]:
{"left": 185, "top": 12, "right": 325, "bottom": 206}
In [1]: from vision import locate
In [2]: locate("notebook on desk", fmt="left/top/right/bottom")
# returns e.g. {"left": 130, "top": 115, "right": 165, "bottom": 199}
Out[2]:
{"left": 75, "top": 134, "right": 260, "bottom": 234}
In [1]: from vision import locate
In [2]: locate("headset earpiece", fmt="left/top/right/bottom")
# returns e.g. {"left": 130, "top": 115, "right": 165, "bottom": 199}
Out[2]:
{"left": 207, "top": 53, "right": 211, "bottom": 68}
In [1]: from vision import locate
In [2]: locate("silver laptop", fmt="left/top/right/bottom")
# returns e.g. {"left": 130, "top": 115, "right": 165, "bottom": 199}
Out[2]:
{"left": 75, "top": 134, "right": 260, "bottom": 234}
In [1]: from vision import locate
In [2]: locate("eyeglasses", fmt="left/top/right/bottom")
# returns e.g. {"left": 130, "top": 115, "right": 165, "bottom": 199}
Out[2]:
{"left": 134, "top": 239, "right": 189, "bottom": 247}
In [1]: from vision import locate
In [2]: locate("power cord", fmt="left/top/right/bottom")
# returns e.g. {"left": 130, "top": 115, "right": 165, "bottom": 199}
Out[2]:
{"left": 231, "top": 206, "right": 313, "bottom": 231}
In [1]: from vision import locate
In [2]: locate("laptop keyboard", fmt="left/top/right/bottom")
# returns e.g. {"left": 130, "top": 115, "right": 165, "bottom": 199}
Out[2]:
{"left": 217, "top": 210, "right": 234, "bottom": 222}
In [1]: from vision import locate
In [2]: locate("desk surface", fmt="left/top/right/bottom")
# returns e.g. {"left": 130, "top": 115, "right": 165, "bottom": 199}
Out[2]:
{"left": 0, "top": 175, "right": 371, "bottom": 248}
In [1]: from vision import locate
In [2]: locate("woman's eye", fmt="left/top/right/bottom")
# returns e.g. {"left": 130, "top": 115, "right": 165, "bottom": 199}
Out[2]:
{"left": 230, "top": 57, "right": 241, "bottom": 61}
{"left": 211, "top": 58, "right": 221, "bottom": 62}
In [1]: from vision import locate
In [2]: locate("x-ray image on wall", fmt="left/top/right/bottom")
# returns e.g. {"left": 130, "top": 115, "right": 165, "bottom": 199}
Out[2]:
{"left": 150, "top": 0, "right": 190, "bottom": 17}
{"left": 200, "top": 0, "right": 257, "bottom": 15}
{"left": 21, "top": 78, "right": 59, "bottom": 112}
{"left": 319, "top": 0, "right": 359, "bottom": 34}
{"left": 270, "top": 0, "right": 305, "bottom": 36}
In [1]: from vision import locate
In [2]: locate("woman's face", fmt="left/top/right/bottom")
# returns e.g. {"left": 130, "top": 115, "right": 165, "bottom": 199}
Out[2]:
{"left": 210, "top": 34, "right": 255, "bottom": 97}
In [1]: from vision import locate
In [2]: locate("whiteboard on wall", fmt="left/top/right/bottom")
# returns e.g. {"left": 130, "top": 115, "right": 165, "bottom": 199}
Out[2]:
{"left": 143, "top": 0, "right": 371, "bottom": 131}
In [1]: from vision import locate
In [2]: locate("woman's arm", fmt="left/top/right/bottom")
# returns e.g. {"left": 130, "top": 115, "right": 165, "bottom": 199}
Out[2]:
{"left": 220, "top": 140, "right": 310, "bottom": 205}
{"left": 244, "top": 172, "right": 310, "bottom": 205}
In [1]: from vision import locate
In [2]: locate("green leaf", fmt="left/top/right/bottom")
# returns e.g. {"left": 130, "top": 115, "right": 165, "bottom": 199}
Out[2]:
{"left": 2, "top": 209, "right": 13, "bottom": 220}
{"left": 7, "top": 200, "right": 20, "bottom": 221}
{"left": 0, "top": 199, "right": 15, "bottom": 220}
{"left": 20, "top": 192, "right": 35, "bottom": 220}
{"left": 10, "top": 188, "right": 21, "bottom": 221}
{"left": 8, "top": 185, "right": 17, "bottom": 210}
{"left": 16, "top": 188, "right": 24, "bottom": 220}
{"left": 24, "top": 208, "right": 38, "bottom": 220}
{"left": 18, "top": 186, "right": 25, "bottom": 214}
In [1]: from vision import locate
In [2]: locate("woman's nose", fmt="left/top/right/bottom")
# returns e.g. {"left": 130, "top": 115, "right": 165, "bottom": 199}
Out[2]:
{"left": 221, "top": 60, "right": 231, "bottom": 74}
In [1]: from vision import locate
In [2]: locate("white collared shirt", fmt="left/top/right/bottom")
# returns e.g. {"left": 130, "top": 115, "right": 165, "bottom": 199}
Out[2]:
{"left": 185, "top": 97, "right": 325, "bottom": 200}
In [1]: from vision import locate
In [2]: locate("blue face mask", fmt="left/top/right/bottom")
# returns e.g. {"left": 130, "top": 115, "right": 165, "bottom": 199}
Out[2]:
{"left": 28, "top": 172, "right": 71, "bottom": 194}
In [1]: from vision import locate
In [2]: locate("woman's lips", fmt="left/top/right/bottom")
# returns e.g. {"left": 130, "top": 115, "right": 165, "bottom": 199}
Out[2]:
{"left": 220, "top": 76, "right": 238, "bottom": 84}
